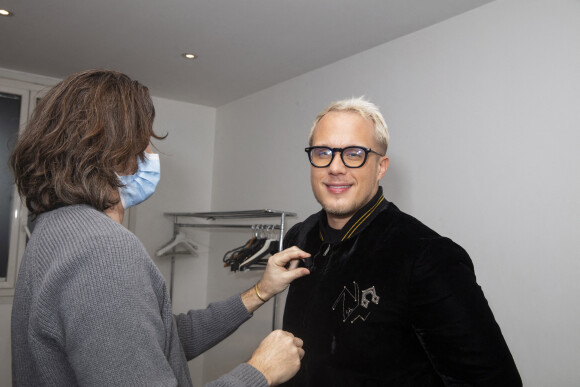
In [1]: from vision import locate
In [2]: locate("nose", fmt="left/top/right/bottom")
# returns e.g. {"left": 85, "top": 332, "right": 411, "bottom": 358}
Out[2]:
{"left": 328, "top": 151, "right": 346, "bottom": 174}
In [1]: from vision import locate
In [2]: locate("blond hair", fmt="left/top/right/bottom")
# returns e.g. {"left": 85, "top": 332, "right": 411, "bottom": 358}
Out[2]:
{"left": 309, "top": 97, "right": 389, "bottom": 153}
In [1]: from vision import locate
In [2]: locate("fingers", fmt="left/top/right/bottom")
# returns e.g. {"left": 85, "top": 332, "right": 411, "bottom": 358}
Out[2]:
{"left": 261, "top": 266, "right": 309, "bottom": 296}
{"left": 287, "top": 259, "right": 299, "bottom": 271}
{"left": 291, "top": 335, "right": 305, "bottom": 360}
{"left": 283, "top": 266, "right": 310, "bottom": 283}
{"left": 270, "top": 247, "right": 311, "bottom": 278}
{"left": 272, "top": 331, "right": 306, "bottom": 360}
{"left": 258, "top": 247, "right": 310, "bottom": 298}
{"left": 293, "top": 337, "right": 303, "bottom": 348}
{"left": 297, "top": 347, "right": 305, "bottom": 359}
{"left": 280, "top": 261, "right": 310, "bottom": 284}
{"left": 270, "top": 330, "right": 304, "bottom": 351}
{"left": 280, "top": 332, "right": 305, "bottom": 359}
{"left": 271, "top": 246, "right": 310, "bottom": 266}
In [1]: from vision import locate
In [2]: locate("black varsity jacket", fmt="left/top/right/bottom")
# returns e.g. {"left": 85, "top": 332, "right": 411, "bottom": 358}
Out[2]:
{"left": 281, "top": 187, "right": 521, "bottom": 387}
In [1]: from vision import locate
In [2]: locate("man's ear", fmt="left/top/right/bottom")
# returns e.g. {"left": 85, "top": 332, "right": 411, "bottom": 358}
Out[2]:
{"left": 377, "top": 156, "right": 389, "bottom": 181}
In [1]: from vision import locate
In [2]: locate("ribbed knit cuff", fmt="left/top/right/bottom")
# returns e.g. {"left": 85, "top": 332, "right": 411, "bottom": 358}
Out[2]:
{"left": 231, "top": 293, "right": 254, "bottom": 318}
{"left": 229, "top": 363, "right": 269, "bottom": 387}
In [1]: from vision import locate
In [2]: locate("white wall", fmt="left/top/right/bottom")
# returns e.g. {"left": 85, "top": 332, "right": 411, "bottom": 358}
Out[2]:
{"left": 209, "top": 0, "right": 580, "bottom": 385}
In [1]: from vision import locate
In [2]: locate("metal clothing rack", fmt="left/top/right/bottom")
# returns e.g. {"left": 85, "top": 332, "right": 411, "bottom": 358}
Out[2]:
{"left": 162, "top": 209, "right": 296, "bottom": 330}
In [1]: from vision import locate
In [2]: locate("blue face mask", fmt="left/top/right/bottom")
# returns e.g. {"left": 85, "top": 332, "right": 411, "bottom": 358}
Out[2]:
{"left": 117, "top": 153, "right": 161, "bottom": 209}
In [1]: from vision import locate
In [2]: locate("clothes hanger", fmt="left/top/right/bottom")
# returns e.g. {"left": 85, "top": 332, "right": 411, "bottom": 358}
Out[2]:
{"left": 223, "top": 225, "right": 264, "bottom": 269}
{"left": 239, "top": 239, "right": 272, "bottom": 269}
{"left": 239, "top": 226, "right": 279, "bottom": 269}
{"left": 156, "top": 232, "right": 198, "bottom": 257}
{"left": 223, "top": 236, "right": 258, "bottom": 267}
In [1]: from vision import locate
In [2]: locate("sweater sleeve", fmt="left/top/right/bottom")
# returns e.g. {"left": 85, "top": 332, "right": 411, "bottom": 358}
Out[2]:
{"left": 174, "top": 294, "right": 253, "bottom": 360}
{"left": 174, "top": 294, "right": 272, "bottom": 387}
{"left": 282, "top": 222, "right": 300, "bottom": 249}
{"left": 409, "top": 238, "right": 522, "bottom": 386}
{"left": 205, "top": 364, "right": 269, "bottom": 387}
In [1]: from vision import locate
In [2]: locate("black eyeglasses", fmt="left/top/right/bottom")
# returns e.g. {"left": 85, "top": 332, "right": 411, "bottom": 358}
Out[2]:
{"left": 305, "top": 146, "right": 384, "bottom": 168}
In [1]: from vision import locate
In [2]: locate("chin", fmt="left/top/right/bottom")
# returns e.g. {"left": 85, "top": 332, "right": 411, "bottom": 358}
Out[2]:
{"left": 321, "top": 202, "right": 357, "bottom": 218}
{"left": 325, "top": 209, "right": 355, "bottom": 219}
{"left": 315, "top": 192, "right": 357, "bottom": 218}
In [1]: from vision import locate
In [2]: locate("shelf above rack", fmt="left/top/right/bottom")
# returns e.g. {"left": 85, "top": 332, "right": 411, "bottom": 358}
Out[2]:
{"left": 164, "top": 209, "right": 297, "bottom": 220}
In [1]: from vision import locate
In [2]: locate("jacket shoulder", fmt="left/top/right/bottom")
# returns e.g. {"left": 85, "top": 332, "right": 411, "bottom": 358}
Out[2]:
{"left": 283, "top": 211, "right": 321, "bottom": 248}
{"left": 375, "top": 203, "right": 441, "bottom": 239}
{"left": 370, "top": 203, "right": 470, "bottom": 263}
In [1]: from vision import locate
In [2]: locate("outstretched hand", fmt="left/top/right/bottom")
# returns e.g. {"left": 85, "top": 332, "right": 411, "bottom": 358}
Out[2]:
{"left": 257, "top": 246, "right": 310, "bottom": 301}
{"left": 241, "top": 246, "right": 309, "bottom": 313}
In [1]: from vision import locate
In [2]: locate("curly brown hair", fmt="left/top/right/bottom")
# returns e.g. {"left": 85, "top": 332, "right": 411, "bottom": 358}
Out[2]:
{"left": 10, "top": 69, "right": 166, "bottom": 216}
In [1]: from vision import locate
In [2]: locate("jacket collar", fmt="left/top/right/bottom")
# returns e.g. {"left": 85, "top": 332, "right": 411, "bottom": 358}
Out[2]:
{"left": 319, "top": 186, "right": 388, "bottom": 243}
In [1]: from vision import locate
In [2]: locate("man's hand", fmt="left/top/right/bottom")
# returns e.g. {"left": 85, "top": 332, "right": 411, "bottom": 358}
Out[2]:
{"left": 247, "top": 330, "right": 305, "bottom": 386}
{"left": 258, "top": 246, "right": 310, "bottom": 300}
{"left": 241, "top": 246, "right": 310, "bottom": 313}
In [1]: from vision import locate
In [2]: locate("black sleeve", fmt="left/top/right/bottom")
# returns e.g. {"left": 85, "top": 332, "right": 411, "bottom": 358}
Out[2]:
{"left": 282, "top": 222, "right": 301, "bottom": 249}
{"left": 409, "top": 238, "right": 522, "bottom": 386}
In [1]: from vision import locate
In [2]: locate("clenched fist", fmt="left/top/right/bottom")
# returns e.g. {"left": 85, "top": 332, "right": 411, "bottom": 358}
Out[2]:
{"left": 247, "top": 330, "right": 305, "bottom": 386}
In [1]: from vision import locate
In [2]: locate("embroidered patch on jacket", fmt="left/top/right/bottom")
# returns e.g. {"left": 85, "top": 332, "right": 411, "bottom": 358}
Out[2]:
{"left": 332, "top": 281, "right": 380, "bottom": 323}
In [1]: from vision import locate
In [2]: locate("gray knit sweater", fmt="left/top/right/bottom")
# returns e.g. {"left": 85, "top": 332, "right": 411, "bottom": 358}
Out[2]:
{"left": 11, "top": 205, "right": 268, "bottom": 387}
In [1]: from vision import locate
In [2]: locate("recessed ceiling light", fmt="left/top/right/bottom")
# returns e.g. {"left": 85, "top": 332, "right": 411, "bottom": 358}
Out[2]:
{"left": 182, "top": 53, "right": 196, "bottom": 60}
{"left": 0, "top": 9, "right": 14, "bottom": 16}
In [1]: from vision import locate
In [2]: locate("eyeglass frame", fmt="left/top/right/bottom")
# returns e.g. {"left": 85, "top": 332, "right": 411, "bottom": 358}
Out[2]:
{"left": 304, "top": 146, "right": 385, "bottom": 168}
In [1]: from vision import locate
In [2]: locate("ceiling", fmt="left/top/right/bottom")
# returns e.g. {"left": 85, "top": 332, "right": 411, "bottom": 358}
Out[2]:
{"left": 0, "top": 0, "right": 494, "bottom": 107}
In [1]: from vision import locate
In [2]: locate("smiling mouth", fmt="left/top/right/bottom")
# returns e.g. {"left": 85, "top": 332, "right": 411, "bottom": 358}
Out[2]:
{"left": 325, "top": 183, "right": 352, "bottom": 193}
